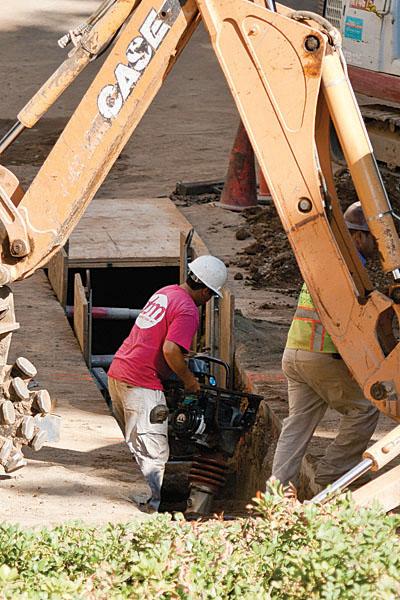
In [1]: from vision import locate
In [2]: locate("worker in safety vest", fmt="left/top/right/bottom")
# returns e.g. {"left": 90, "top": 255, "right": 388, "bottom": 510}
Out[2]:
{"left": 108, "top": 255, "right": 227, "bottom": 512}
{"left": 271, "top": 202, "right": 379, "bottom": 489}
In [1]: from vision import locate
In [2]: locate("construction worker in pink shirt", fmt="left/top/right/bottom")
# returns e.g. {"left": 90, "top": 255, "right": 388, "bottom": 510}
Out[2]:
{"left": 108, "top": 255, "right": 227, "bottom": 512}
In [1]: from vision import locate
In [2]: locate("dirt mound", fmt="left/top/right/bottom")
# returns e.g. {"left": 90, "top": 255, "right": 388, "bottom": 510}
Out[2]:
{"left": 232, "top": 170, "right": 400, "bottom": 292}
{"left": 233, "top": 204, "right": 302, "bottom": 291}
{"left": 169, "top": 169, "right": 400, "bottom": 293}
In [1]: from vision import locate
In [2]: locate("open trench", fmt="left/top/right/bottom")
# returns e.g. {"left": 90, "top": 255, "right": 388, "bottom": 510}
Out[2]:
{"left": 54, "top": 183, "right": 334, "bottom": 516}
{"left": 61, "top": 263, "right": 277, "bottom": 516}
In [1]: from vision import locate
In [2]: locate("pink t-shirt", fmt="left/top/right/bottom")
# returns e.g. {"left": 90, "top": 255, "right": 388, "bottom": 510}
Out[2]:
{"left": 108, "top": 285, "right": 199, "bottom": 390}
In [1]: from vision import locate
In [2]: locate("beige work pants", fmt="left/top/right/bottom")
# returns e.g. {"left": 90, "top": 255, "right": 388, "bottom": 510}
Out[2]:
{"left": 108, "top": 377, "right": 169, "bottom": 510}
{"left": 272, "top": 348, "right": 379, "bottom": 487}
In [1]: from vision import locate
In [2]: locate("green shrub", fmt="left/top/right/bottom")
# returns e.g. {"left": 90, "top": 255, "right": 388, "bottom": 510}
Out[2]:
{"left": 0, "top": 486, "right": 398, "bottom": 599}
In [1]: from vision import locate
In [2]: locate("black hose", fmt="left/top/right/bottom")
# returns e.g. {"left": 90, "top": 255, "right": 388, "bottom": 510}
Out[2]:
{"left": 289, "top": 10, "right": 341, "bottom": 47}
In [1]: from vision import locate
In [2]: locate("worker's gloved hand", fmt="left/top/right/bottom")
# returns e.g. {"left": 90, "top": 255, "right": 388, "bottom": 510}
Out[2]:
{"left": 184, "top": 377, "right": 200, "bottom": 394}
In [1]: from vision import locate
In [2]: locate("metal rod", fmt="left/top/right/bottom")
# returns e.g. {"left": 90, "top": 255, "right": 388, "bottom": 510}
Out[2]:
{"left": 192, "top": 354, "right": 231, "bottom": 388}
{"left": 265, "top": 0, "right": 276, "bottom": 12}
{"left": 91, "top": 354, "right": 114, "bottom": 369}
{"left": 311, "top": 457, "right": 373, "bottom": 504}
{"left": 322, "top": 52, "right": 400, "bottom": 274}
{"left": 91, "top": 367, "right": 109, "bottom": 391}
{"left": 66, "top": 306, "right": 140, "bottom": 320}
{"left": 0, "top": 121, "right": 25, "bottom": 155}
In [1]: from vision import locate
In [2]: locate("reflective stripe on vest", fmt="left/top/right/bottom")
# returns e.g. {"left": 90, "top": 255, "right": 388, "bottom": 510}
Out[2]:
{"left": 286, "top": 284, "right": 337, "bottom": 353}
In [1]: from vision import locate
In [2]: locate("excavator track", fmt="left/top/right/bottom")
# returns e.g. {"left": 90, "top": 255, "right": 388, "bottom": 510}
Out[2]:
{"left": 360, "top": 104, "right": 400, "bottom": 174}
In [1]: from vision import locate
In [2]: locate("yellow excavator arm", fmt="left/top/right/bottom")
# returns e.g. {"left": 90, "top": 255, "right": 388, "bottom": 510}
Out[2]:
{"left": 1, "top": 0, "right": 400, "bottom": 498}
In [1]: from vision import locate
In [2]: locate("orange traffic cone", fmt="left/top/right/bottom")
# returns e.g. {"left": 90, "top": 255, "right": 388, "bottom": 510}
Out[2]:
{"left": 218, "top": 121, "right": 257, "bottom": 211}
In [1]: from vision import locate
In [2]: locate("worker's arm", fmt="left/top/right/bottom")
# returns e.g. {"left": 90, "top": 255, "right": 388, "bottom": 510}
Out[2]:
{"left": 163, "top": 340, "right": 200, "bottom": 393}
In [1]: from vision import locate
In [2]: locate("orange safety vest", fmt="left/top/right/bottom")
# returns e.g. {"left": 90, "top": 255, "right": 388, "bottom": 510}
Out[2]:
{"left": 286, "top": 283, "right": 337, "bottom": 353}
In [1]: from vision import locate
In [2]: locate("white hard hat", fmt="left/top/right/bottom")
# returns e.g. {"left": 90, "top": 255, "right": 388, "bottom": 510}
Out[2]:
{"left": 188, "top": 255, "right": 227, "bottom": 298}
{"left": 344, "top": 201, "right": 370, "bottom": 232}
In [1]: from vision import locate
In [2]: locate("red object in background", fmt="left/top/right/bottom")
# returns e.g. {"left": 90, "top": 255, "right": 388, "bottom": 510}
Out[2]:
{"left": 258, "top": 166, "right": 271, "bottom": 198}
{"left": 348, "top": 66, "right": 400, "bottom": 105}
{"left": 219, "top": 121, "right": 257, "bottom": 211}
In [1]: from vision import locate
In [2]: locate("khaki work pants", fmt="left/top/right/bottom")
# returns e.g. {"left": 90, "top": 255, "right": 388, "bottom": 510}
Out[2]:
{"left": 271, "top": 348, "right": 379, "bottom": 487}
{"left": 108, "top": 377, "right": 169, "bottom": 510}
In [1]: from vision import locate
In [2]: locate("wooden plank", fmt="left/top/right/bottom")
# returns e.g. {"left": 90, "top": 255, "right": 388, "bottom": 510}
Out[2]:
{"left": 179, "top": 229, "right": 209, "bottom": 282}
{"left": 68, "top": 198, "right": 192, "bottom": 266}
{"left": 352, "top": 464, "right": 400, "bottom": 512}
{"left": 175, "top": 179, "right": 224, "bottom": 196}
{"left": 179, "top": 229, "right": 234, "bottom": 382}
{"left": 189, "top": 230, "right": 210, "bottom": 259}
{"left": 185, "top": 230, "right": 212, "bottom": 353}
{"left": 180, "top": 231, "right": 187, "bottom": 285}
{"left": 180, "top": 230, "right": 209, "bottom": 353}
{"left": 204, "top": 297, "right": 214, "bottom": 355}
{"left": 47, "top": 247, "right": 68, "bottom": 306}
{"left": 67, "top": 257, "right": 180, "bottom": 268}
{"left": 219, "top": 288, "right": 235, "bottom": 387}
{"left": 73, "top": 273, "right": 89, "bottom": 364}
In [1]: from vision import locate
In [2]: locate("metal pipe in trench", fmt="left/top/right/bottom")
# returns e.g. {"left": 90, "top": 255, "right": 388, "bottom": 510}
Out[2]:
{"left": 66, "top": 306, "right": 140, "bottom": 320}
{"left": 91, "top": 354, "right": 114, "bottom": 369}
{"left": 92, "top": 366, "right": 110, "bottom": 391}
{"left": 0, "top": 121, "right": 25, "bottom": 155}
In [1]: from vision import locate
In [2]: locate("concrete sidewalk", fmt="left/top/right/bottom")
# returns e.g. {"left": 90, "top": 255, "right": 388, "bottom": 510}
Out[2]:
{"left": 0, "top": 271, "right": 149, "bottom": 527}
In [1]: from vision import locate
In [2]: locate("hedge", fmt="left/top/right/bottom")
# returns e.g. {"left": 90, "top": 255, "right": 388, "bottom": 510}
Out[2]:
{"left": 0, "top": 484, "right": 398, "bottom": 599}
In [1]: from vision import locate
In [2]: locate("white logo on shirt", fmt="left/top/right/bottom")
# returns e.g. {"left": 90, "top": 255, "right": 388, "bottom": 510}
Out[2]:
{"left": 136, "top": 293, "right": 168, "bottom": 329}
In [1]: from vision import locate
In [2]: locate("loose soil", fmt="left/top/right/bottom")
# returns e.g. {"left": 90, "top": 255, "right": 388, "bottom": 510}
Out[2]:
{"left": 171, "top": 170, "right": 400, "bottom": 293}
